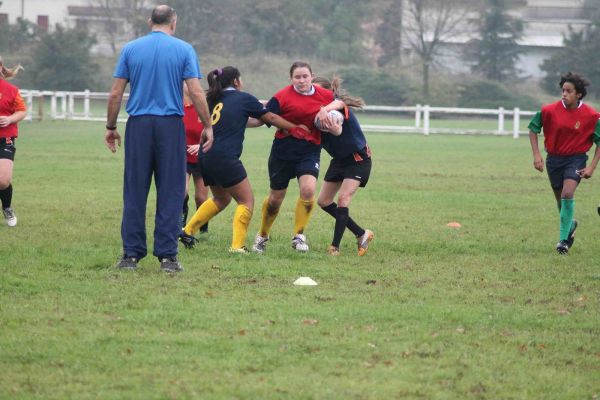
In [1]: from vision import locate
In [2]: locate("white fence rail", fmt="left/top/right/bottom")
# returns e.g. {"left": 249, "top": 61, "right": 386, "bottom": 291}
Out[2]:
{"left": 19, "top": 89, "right": 536, "bottom": 138}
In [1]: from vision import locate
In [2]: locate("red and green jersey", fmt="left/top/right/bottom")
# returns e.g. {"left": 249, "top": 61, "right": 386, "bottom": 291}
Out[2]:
{"left": 528, "top": 100, "right": 600, "bottom": 156}
{"left": 0, "top": 79, "right": 26, "bottom": 139}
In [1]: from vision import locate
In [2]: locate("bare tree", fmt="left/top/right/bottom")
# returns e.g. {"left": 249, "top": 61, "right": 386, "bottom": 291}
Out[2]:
{"left": 403, "top": 0, "right": 473, "bottom": 100}
{"left": 88, "top": 0, "right": 150, "bottom": 55}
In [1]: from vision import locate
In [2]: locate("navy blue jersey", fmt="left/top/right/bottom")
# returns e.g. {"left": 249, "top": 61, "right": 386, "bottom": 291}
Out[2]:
{"left": 321, "top": 109, "right": 367, "bottom": 159}
{"left": 205, "top": 90, "right": 268, "bottom": 158}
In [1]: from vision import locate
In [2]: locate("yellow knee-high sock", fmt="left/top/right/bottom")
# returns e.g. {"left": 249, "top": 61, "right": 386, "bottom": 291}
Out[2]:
{"left": 184, "top": 198, "right": 220, "bottom": 235}
{"left": 231, "top": 204, "right": 253, "bottom": 249}
{"left": 294, "top": 197, "right": 315, "bottom": 235}
{"left": 259, "top": 197, "right": 280, "bottom": 237}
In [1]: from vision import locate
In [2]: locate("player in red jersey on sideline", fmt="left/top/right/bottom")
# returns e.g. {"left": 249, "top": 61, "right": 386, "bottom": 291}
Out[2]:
{"left": 182, "top": 84, "right": 209, "bottom": 233}
{"left": 0, "top": 57, "right": 27, "bottom": 227}
{"left": 529, "top": 72, "right": 600, "bottom": 254}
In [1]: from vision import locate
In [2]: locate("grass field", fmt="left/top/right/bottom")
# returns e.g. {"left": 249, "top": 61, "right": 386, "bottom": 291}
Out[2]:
{"left": 1, "top": 120, "right": 599, "bottom": 399}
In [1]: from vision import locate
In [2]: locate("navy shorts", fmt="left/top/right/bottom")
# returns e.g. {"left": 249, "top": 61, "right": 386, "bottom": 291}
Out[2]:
{"left": 200, "top": 155, "right": 247, "bottom": 188}
{"left": 546, "top": 153, "right": 587, "bottom": 190}
{"left": 324, "top": 156, "right": 372, "bottom": 188}
{"left": 186, "top": 161, "right": 202, "bottom": 178}
{"left": 268, "top": 153, "right": 320, "bottom": 190}
{"left": 0, "top": 137, "right": 16, "bottom": 161}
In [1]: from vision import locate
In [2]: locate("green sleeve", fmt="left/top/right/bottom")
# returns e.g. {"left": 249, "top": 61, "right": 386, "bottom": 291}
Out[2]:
{"left": 527, "top": 111, "right": 542, "bottom": 133}
{"left": 594, "top": 119, "right": 600, "bottom": 145}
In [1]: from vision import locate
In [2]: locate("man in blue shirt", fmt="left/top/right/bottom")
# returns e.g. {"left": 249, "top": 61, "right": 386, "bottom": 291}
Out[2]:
{"left": 104, "top": 4, "right": 213, "bottom": 273}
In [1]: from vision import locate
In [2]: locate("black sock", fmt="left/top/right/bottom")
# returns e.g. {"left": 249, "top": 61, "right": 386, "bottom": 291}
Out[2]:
{"left": 332, "top": 207, "right": 349, "bottom": 247}
{"left": 0, "top": 184, "right": 12, "bottom": 209}
{"left": 321, "top": 202, "right": 364, "bottom": 237}
{"left": 182, "top": 194, "right": 189, "bottom": 227}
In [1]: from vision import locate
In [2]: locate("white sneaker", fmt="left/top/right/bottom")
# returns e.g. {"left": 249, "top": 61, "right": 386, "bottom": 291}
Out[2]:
{"left": 3, "top": 207, "right": 17, "bottom": 227}
{"left": 252, "top": 234, "right": 269, "bottom": 253}
{"left": 229, "top": 246, "right": 250, "bottom": 254}
{"left": 292, "top": 234, "right": 309, "bottom": 252}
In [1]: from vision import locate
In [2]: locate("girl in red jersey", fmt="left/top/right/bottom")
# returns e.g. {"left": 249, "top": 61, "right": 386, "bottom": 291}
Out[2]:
{"left": 252, "top": 61, "right": 340, "bottom": 253}
{"left": 182, "top": 84, "right": 209, "bottom": 233}
{"left": 529, "top": 72, "right": 600, "bottom": 254}
{"left": 0, "top": 57, "right": 26, "bottom": 227}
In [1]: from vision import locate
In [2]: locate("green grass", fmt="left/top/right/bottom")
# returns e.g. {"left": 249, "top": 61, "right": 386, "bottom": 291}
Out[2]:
{"left": 1, "top": 121, "right": 599, "bottom": 399}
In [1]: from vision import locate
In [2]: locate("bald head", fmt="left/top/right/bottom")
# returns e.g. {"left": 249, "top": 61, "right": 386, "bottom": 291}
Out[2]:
{"left": 151, "top": 5, "right": 177, "bottom": 26}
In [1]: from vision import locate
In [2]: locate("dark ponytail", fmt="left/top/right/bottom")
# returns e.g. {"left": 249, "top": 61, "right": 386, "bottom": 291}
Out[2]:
{"left": 206, "top": 66, "right": 241, "bottom": 108}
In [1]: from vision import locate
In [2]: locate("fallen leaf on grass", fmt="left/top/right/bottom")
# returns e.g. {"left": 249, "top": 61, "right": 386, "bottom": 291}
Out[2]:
{"left": 575, "top": 295, "right": 588, "bottom": 307}
{"left": 302, "top": 319, "right": 319, "bottom": 325}
{"left": 518, "top": 344, "right": 528, "bottom": 353}
{"left": 238, "top": 329, "right": 246, "bottom": 336}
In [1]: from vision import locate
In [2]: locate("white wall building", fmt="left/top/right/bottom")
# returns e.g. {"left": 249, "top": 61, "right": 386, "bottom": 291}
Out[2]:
{"left": 0, "top": 0, "right": 88, "bottom": 30}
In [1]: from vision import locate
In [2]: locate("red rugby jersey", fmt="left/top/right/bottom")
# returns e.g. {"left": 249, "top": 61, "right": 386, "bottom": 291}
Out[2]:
{"left": 533, "top": 101, "right": 600, "bottom": 156}
{"left": 183, "top": 103, "right": 204, "bottom": 163}
{"left": 271, "top": 85, "right": 334, "bottom": 145}
{"left": 0, "top": 79, "right": 26, "bottom": 139}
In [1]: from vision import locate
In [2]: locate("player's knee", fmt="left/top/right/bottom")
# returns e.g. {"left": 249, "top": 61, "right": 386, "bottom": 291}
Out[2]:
{"left": 0, "top": 177, "right": 11, "bottom": 190}
{"left": 337, "top": 193, "right": 352, "bottom": 208}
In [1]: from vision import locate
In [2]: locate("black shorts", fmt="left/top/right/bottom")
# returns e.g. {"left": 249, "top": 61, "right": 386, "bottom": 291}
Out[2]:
{"left": 324, "top": 155, "right": 372, "bottom": 188}
{"left": 186, "top": 161, "right": 202, "bottom": 178}
{"left": 546, "top": 153, "right": 587, "bottom": 190}
{"left": 0, "top": 137, "right": 16, "bottom": 161}
{"left": 268, "top": 152, "right": 320, "bottom": 190}
{"left": 200, "top": 155, "right": 247, "bottom": 188}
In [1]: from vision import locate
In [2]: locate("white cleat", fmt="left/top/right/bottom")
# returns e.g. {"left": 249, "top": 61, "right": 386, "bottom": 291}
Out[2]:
{"left": 292, "top": 234, "right": 309, "bottom": 252}
{"left": 252, "top": 234, "right": 269, "bottom": 253}
{"left": 3, "top": 207, "right": 17, "bottom": 227}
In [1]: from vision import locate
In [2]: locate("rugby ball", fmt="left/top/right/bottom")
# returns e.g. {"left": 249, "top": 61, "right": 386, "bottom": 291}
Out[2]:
{"left": 314, "top": 109, "right": 344, "bottom": 136}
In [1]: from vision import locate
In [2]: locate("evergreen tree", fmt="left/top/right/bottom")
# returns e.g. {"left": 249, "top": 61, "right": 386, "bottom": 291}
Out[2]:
{"left": 376, "top": 0, "right": 403, "bottom": 67}
{"left": 26, "top": 25, "right": 99, "bottom": 90}
{"left": 540, "top": 19, "right": 600, "bottom": 95}
{"left": 467, "top": 0, "right": 523, "bottom": 81}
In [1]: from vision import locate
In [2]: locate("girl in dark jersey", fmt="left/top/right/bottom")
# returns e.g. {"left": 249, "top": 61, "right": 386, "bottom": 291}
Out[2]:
{"left": 313, "top": 76, "right": 374, "bottom": 256}
{"left": 180, "top": 66, "right": 307, "bottom": 253}
{"left": 0, "top": 57, "right": 26, "bottom": 227}
{"left": 252, "top": 61, "right": 341, "bottom": 253}
{"left": 528, "top": 72, "right": 600, "bottom": 254}
{"left": 182, "top": 85, "right": 209, "bottom": 233}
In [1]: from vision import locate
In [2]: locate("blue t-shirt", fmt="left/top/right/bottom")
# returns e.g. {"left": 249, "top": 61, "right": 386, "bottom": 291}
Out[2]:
{"left": 321, "top": 109, "right": 367, "bottom": 159}
{"left": 203, "top": 90, "right": 268, "bottom": 158}
{"left": 113, "top": 31, "right": 201, "bottom": 117}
